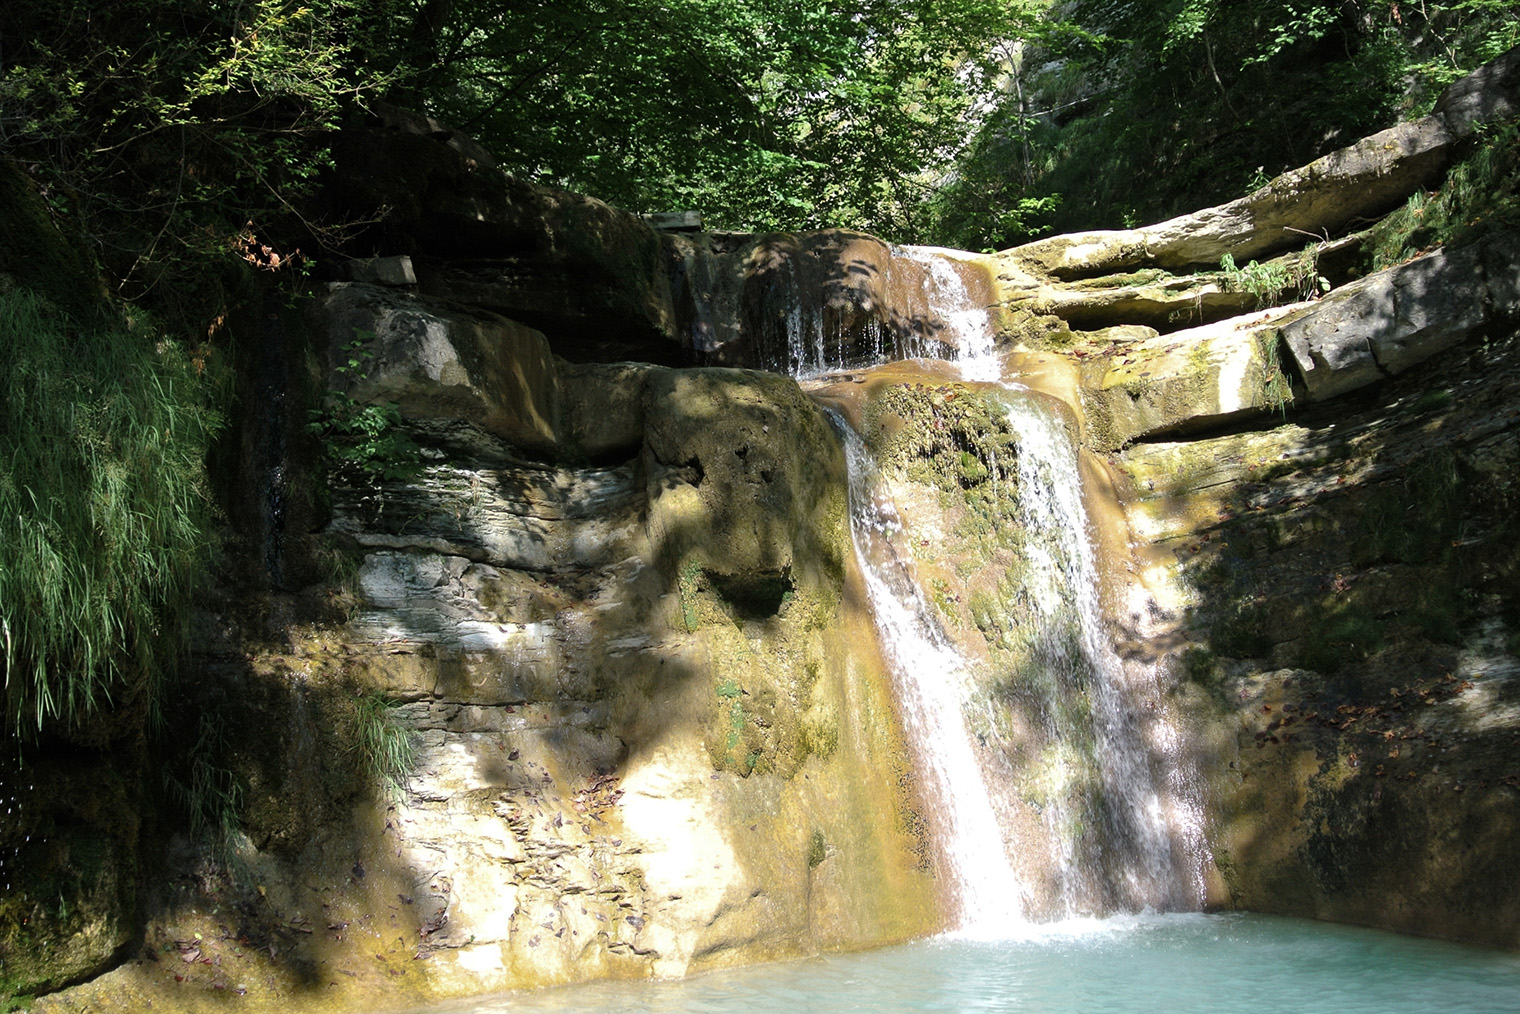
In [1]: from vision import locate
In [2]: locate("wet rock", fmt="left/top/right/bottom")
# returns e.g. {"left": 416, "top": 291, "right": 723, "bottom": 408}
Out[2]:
{"left": 668, "top": 232, "right": 991, "bottom": 370}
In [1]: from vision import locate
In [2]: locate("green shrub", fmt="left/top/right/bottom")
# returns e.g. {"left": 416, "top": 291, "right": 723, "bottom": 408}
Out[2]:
{"left": 306, "top": 394, "right": 420, "bottom": 482}
{"left": 1370, "top": 122, "right": 1520, "bottom": 270}
{"left": 0, "top": 290, "right": 222, "bottom": 736}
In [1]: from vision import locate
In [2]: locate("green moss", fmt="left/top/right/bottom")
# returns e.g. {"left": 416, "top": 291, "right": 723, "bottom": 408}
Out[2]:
{"left": 677, "top": 556, "right": 705, "bottom": 632}
{"left": 1255, "top": 332, "right": 1295, "bottom": 416}
{"left": 990, "top": 626, "right": 1096, "bottom": 735}
{"left": 1211, "top": 599, "right": 1275, "bottom": 658}
{"left": 1352, "top": 449, "right": 1464, "bottom": 566}
{"left": 865, "top": 383, "right": 1022, "bottom": 554}
{"left": 928, "top": 578, "right": 958, "bottom": 620}
{"left": 1410, "top": 389, "right": 1455, "bottom": 414}
{"left": 1300, "top": 597, "right": 1384, "bottom": 672}
{"left": 967, "top": 566, "right": 1032, "bottom": 651}
{"left": 797, "top": 717, "right": 839, "bottom": 761}
{"left": 806, "top": 828, "right": 827, "bottom": 869}
{"left": 1179, "top": 645, "right": 1219, "bottom": 684}
{"left": 1415, "top": 597, "right": 1464, "bottom": 645}
{"left": 0, "top": 974, "right": 34, "bottom": 1012}
{"left": 1069, "top": 268, "right": 1171, "bottom": 290}
{"left": 726, "top": 700, "right": 745, "bottom": 753}
{"left": 997, "top": 308, "right": 1072, "bottom": 350}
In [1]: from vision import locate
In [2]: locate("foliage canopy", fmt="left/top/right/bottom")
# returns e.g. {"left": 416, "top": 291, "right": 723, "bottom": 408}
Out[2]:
{"left": 3, "top": 0, "right": 1516, "bottom": 267}
{"left": 931, "top": 0, "right": 1520, "bottom": 248}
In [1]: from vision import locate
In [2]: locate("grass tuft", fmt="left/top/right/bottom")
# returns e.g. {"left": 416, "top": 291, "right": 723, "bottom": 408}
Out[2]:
{"left": 349, "top": 692, "right": 414, "bottom": 797}
{"left": 0, "top": 289, "right": 222, "bottom": 738}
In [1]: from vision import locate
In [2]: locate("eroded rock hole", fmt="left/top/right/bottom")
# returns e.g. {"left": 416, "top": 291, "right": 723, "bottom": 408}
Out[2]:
{"left": 707, "top": 567, "right": 794, "bottom": 619}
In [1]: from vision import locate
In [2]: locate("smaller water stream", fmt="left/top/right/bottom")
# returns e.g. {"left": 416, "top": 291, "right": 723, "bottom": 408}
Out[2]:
{"left": 895, "top": 246, "right": 1000, "bottom": 383}
{"left": 997, "top": 395, "right": 1203, "bottom": 916}
{"left": 833, "top": 414, "right": 1027, "bottom": 931}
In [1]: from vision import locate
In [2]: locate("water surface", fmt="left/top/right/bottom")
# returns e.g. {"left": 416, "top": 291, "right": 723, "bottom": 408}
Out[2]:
{"left": 418, "top": 913, "right": 1520, "bottom": 1013}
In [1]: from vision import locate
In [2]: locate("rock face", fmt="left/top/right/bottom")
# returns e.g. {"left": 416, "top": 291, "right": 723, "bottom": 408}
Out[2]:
{"left": 1281, "top": 233, "right": 1520, "bottom": 400}
{"left": 38, "top": 275, "right": 936, "bottom": 1013}
{"left": 970, "top": 48, "right": 1520, "bottom": 946}
{"left": 1109, "top": 327, "right": 1520, "bottom": 947}
{"left": 0, "top": 720, "right": 145, "bottom": 997}
{"left": 328, "top": 322, "right": 938, "bottom": 992}
{"left": 331, "top": 113, "right": 997, "bottom": 373}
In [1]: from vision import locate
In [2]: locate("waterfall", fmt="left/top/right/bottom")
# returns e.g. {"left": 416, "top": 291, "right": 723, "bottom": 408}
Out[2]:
{"left": 833, "top": 414, "right": 1028, "bottom": 932}
{"left": 808, "top": 244, "right": 1204, "bottom": 927}
{"left": 998, "top": 396, "right": 1204, "bottom": 916}
{"left": 896, "top": 246, "right": 1001, "bottom": 383}
{"left": 673, "top": 235, "right": 998, "bottom": 375}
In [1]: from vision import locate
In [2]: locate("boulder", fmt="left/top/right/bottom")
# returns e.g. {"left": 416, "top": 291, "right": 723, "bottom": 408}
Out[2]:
{"left": 322, "top": 282, "right": 560, "bottom": 453}
{"left": 1281, "top": 232, "right": 1520, "bottom": 401}
{"left": 328, "top": 119, "right": 680, "bottom": 363}
{"left": 337, "top": 254, "right": 417, "bottom": 286}
{"left": 1009, "top": 270, "right": 1260, "bottom": 332}
{"left": 1080, "top": 305, "right": 1307, "bottom": 449}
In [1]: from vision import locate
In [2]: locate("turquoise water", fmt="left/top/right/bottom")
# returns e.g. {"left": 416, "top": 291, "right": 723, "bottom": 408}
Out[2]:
{"left": 420, "top": 914, "right": 1520, "bottom": 1013}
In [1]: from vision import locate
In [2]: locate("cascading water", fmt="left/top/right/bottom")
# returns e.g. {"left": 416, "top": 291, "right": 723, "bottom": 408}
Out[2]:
{"left": 895, "top": 247, "right": 1001, "bottom": 383}
{"left": 673, "top": 235, "right": 995, "bottom": 375}
{"left": 995, "top": 396, "right": 1204, "bottom": 916}
{"left": 832, "top": 414, "right": 1028, "bottom": 932}
{"left": 810, "top": 245, "right": 1203, "bottom": 926}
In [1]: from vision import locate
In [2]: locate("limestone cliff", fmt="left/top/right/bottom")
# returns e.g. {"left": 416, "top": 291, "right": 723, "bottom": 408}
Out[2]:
{"left": 22, "top": 42, "right": 1520, "bottom": 1014}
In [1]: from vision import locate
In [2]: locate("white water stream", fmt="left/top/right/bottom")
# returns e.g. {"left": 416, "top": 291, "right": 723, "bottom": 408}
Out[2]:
{"left": 824, "top": 247, "right": 1203, "bottom": 927}
{"left": 1000, "top": 396, "right": 1204, "bottom": 914}
{"left": 835, "top": 417, "right": 1028, "bottom": 931}
{"left": 896, "top": 246, "right": 1001, "bottom": 383}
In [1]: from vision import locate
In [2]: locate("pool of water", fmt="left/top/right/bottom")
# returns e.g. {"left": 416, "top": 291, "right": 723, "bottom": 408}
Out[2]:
{"left": 417, "top": 913, "right": 1520, "bottom": 1014}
